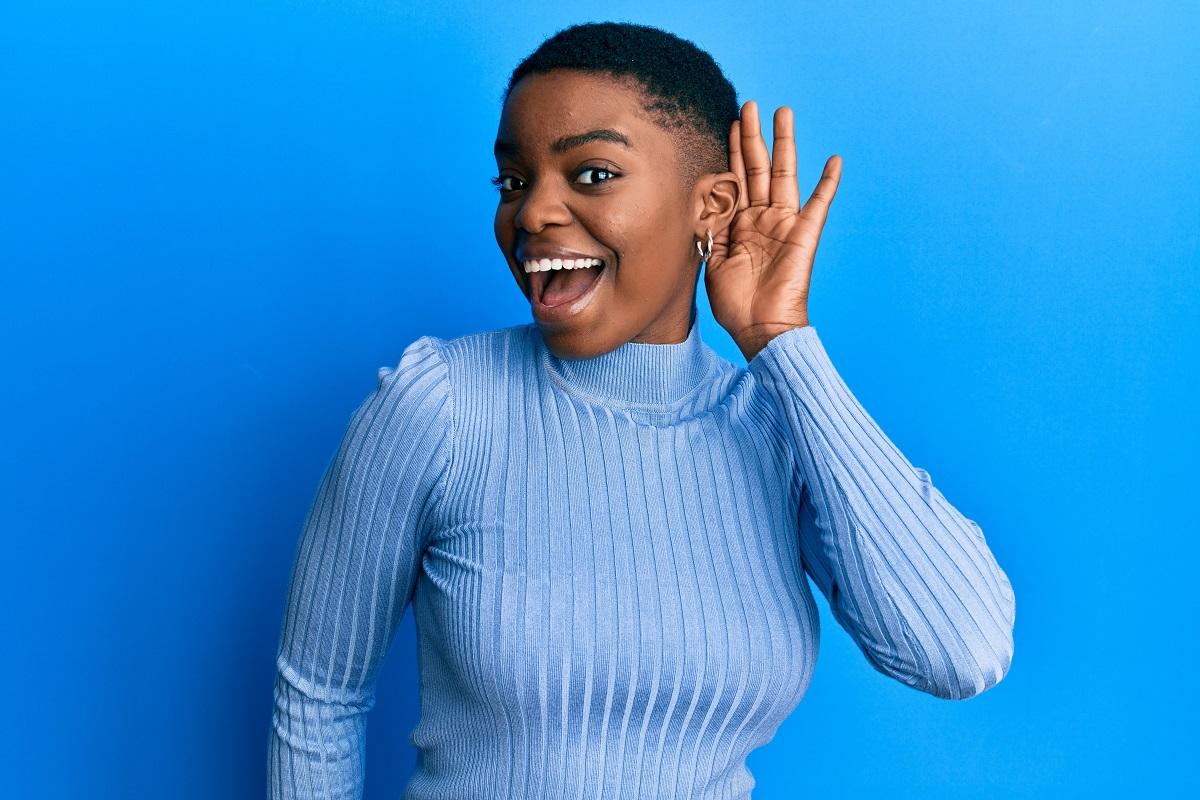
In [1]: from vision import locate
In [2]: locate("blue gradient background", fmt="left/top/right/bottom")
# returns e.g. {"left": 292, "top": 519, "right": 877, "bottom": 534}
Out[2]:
{"left": 2, "top": 2, "right": 1195, "bottom": 797}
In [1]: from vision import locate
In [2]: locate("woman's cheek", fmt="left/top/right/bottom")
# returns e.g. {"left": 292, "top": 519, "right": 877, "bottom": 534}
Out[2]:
{"left": 493, "top": 207, "right": 511, "bottom": 248}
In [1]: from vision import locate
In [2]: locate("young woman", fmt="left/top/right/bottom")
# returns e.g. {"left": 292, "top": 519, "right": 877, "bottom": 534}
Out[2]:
{"left": 268, "top": 21, "right": 1016, "bottom": 799}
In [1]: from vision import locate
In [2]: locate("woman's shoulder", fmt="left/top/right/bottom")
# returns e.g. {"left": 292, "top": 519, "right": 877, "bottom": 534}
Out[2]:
{"left": 436, "top": 321, "right": 536, "bottom": 357}
{"left": 381, "top": 321, "right": 531, "bottom": 365}
{"left": 378, "top": 322, "right": 538, "bottom": 394}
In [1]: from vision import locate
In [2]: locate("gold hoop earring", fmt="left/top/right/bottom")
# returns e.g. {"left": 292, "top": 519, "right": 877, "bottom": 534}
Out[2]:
{"left": 696, "top": 228, "right": 713, "bottom": 261}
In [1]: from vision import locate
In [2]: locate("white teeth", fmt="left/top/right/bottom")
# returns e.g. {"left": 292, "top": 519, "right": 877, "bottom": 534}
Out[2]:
{"left": 523, "top": 257, "right": 602, "bottom": 273}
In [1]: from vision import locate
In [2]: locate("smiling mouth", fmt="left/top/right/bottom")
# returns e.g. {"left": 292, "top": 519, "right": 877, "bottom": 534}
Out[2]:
{"left": 526, "top": 258, "right": 608, "bottom": 307}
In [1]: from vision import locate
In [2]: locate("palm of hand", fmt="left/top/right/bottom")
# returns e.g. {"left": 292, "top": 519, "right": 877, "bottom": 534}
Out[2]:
{"left": 704, "top": 101, "right": 842, "bottom": 361}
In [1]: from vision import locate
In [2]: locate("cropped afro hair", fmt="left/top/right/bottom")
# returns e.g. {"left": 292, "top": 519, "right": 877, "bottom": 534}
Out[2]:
{"left": 502, "top": 21, "right": 740, "bottom": 189}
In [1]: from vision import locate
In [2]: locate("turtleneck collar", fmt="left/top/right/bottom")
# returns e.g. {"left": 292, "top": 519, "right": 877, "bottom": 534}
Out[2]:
{"left": 537, "top": 311, "right": 720, "bottom": 410}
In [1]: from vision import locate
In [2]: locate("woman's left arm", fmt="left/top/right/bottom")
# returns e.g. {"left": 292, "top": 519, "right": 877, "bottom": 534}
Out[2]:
{"left": 748, "top": 323, "right": 1016, "bottom": 699}
{"left": 705, "top": 101, "right": 1014, "bottom": 699}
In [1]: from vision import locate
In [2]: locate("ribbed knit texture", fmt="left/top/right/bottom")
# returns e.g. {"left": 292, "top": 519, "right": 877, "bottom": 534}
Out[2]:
{"left": 267, "top": 316, "right": 1016, "bottom": 799}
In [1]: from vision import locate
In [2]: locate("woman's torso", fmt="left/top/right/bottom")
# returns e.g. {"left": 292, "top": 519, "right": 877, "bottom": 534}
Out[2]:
{"left": 405, "top": 323, "right": 821, "bottom": 800}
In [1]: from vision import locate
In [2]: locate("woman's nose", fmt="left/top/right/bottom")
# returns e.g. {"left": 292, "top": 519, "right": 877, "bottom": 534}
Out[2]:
{"left": 513, "top": 180, "right": 572, "bottom": 234}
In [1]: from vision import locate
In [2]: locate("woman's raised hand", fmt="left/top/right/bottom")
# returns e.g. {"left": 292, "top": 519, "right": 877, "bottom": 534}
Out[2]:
{"left": 705, "top": 100, "right": 842, "bottom": 361}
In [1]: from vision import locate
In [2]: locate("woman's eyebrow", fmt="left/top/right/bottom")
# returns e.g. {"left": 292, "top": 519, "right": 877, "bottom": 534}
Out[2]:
{"left": 551, "top": 128, "right": 632, "bottom": 153}
{"left": 493, "top": 128, "right": 633, "bottom": 158}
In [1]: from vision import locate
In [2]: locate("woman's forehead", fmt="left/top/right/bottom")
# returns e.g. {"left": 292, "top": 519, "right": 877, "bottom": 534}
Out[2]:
{"left": 497, "top": 71, "right": 662, "bottom": 150}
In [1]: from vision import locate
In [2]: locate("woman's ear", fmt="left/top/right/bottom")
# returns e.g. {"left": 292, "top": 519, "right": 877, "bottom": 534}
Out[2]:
{"left": 693, "top": 171, "right": 741, "bottom": 239}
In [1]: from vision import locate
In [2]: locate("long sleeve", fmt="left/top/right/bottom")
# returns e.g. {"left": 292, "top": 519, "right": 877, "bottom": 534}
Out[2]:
{"left": 748, "top": 325, "right": 1016, "bottom": 701}
{"left": 268, "top": 335, "right": 454, "bottom": 798}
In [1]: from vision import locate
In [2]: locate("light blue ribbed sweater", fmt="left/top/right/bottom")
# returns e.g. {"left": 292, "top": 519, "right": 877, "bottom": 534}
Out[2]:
{"left": 267, "top": 314, "right": 1016, "bottom": 798}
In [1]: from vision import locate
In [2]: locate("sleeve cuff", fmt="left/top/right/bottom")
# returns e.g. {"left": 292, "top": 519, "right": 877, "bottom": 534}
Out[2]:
{"left": 746, "top": 324, "right": 840, "bottom": 389}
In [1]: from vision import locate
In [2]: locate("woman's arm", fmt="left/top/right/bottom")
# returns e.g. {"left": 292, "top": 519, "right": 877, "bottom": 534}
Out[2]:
{"left": 268, "top": 336, "right": 454, "bottom": 797}
{"left": 748, "top": 324, "right": 1016, "bottom": 700}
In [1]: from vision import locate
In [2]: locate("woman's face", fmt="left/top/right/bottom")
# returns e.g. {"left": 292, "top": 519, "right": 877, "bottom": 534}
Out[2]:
{"left": 493, "top": 69, "right": 708, "bottom": 358}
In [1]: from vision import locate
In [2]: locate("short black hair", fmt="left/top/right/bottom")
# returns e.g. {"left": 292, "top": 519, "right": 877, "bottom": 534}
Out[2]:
{"left": 503, "top": 21, "right": 740, "bottom": 189}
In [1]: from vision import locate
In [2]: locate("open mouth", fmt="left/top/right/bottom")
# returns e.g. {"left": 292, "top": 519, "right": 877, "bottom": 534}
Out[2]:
{"left": 526, "top": 258, "right": 608, "bottom": 308}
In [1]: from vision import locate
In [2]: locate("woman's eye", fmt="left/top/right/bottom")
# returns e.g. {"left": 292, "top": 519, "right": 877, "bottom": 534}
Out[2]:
{"left": 576, "top": 167, "right": 617, "bottom": 185}
{"left": 490, "top": 175, "right": 524, "bottom": 192}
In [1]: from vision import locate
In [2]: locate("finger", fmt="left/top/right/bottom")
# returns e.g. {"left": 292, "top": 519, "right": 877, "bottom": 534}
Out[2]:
{"left": 728, "top": 119, "right": 749, "bottom": 210}
{"left": 796, "top": 154, "right": 843, "bottom": 239}
{"left": 770, "top": 106, "right": 800, "bottom": 210}
{"left": 740, "top": 100, "right": 772, "bottom": 207}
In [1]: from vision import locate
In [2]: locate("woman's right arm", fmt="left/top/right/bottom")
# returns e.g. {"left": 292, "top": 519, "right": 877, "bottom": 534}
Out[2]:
{"left": 268, "top": 336, "right": 454, "bottom": 798}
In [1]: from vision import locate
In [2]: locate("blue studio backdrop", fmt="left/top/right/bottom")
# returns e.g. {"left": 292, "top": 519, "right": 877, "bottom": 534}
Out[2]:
{"left": 2, "top": 2, "right": 1196, "bottom": 797}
